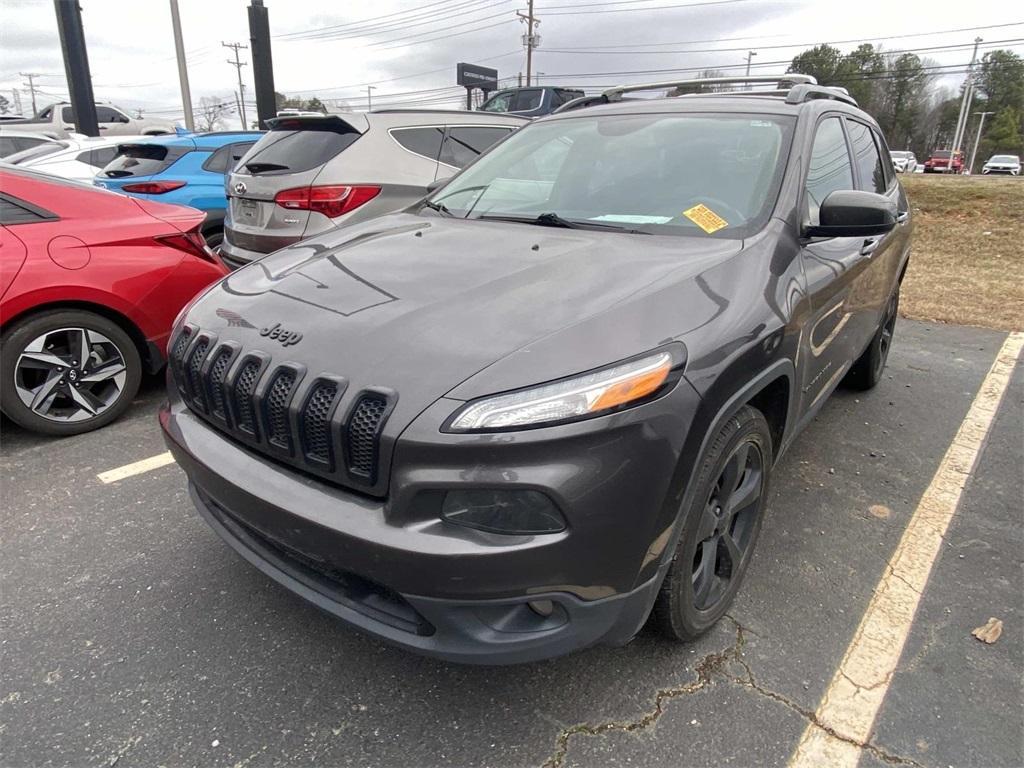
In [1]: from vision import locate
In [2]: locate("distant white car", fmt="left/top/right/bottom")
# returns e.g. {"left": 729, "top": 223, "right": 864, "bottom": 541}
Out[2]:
{"left": 3, "top": 135, "right": 147, "bottom": 182}
{"left": 0, "top": 130, "right": 60, "bottom": 159}
{"left": 890, "top": 150, "right": 917, "bottom": 173}
{"left": 981, "top": 154, "right": 1020, "bottom": 175}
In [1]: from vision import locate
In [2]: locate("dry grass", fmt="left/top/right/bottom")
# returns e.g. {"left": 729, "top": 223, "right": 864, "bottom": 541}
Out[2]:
{"left": 900, "top": 174, "right": 1023, "bottom": 331}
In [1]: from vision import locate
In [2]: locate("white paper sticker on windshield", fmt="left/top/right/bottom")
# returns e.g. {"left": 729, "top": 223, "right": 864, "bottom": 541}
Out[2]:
{"left": 590, "top": 214, "right": 673, "bottom": 224}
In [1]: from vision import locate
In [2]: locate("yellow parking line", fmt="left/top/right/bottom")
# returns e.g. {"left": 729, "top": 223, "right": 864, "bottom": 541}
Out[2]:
{"left": 97, "top": 452, "right": 176, "bottom": 484}
{"left": 789, "top": 331, "right": 1024, "bottom": 767}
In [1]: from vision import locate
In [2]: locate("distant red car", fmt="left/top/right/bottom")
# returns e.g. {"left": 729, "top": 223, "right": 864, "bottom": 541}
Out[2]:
{"left": 923, "top": 149, "right": 964, "bottom": 173}
{"left": 1, "top": 167, "right": 228, "bottom": 435}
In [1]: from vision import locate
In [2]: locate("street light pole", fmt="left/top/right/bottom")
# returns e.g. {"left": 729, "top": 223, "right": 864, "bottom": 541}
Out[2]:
{"left": 968, "top": 111, "right": 994, "bottom": 175}
{"left": 950, "top": 36, "right": 982, "bottom": 173}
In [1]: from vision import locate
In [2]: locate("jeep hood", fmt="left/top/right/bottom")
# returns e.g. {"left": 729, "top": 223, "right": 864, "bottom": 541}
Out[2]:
{"left": 186, "top": 212, "right": 742, "bottom": 430}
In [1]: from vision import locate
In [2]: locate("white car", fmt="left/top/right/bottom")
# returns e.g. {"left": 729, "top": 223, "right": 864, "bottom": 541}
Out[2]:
{"left": 0, "top": 130, "right": 60, "bottom": 159}
{"left": 890, "top": 150, "right": 917, "bottom": 173}
{"left": 2, "top": 135, "right": 147, "bottom": 182}
{"left": 981, "top": 154, "right": 1020, "bottom": 175}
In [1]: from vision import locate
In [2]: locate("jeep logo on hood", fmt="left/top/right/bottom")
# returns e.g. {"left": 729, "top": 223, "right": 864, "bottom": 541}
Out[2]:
{"left": 259, "top": 323, "right": 303, "bottom": 347}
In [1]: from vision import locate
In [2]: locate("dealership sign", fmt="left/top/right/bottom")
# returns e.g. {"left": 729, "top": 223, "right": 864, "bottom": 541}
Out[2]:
{"left": 457, "top": 63, "right": 498, "bottom": 91}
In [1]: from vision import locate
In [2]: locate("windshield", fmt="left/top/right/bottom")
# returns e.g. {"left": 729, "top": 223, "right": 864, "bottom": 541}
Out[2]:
{"left": 890, "top": 151, "right": 911, "bottom": 159}
{"left": 426, "top": 113, "right": 794, "bottom": 238}
{"left": 990, "top": 155, "right": 1019, "bottom": 163}
{"left": 932, "top": 150, "right": 952, "bottom": 158}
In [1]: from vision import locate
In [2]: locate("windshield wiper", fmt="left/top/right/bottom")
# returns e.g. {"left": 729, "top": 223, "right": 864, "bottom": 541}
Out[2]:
{"left": 477, "top": 212, "right": 648, "bottom": 233}
{"left": 422, "top": 199, "right": 453, "bottom": 217}
{"left": 245, "top": 161, "right": 289, "bottom": 174}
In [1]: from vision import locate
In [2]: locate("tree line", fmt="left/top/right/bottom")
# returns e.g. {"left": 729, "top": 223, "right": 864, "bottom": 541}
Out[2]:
{"left": 787, "top": 44, "right": 1024, "bottom": 171}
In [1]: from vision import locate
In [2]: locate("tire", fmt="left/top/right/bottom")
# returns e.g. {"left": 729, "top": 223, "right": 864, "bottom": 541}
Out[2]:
{"left": 0, "top": 309, "right": 142, "bottom": 436}
{"left": 650, "top": 405, "right": 773, "bottom": 641}
{"left": 203, "top": 228, "right": 223, "bottom": 253}
{"left": 845, "top": 288, "right": 899, "bottom": 391}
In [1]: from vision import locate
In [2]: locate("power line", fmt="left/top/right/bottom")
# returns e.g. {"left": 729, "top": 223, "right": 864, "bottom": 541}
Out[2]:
{"left": 276, "top": 0, "right": 506, "bottom": 43}
{"left": 274, "top": 0, "right": 496, "bottom": 40}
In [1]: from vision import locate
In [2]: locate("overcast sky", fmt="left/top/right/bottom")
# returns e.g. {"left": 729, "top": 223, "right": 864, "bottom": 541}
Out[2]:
{"left": 1, "top": 0, "right": 1021, "bottom": 127}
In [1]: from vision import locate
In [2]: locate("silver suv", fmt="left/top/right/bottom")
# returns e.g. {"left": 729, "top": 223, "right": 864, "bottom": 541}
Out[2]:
{"left": 220, "top": 109, "right": 527, "bottom": 268}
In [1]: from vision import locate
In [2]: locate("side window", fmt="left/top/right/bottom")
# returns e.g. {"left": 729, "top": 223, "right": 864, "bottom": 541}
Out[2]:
{"left": 805, "top": 117, "right": 853, "bottom": 225}
{"left": 871, "top": 128, "right": 894, "bottom": 190}
{"left": 202, "top": 145, "right": 232, "bottom": 173}
{"left": 480, "top": 91, "right": 513, "bottom": 113}
{"left": 390, "top": 127, "right": 444, "bottom": 161}
{"left": 513, "top": 89, "right": 543, "bottom": 111}
{"left": 38, "top": 106, "right": 52, "bottom": 120}
{"left": 90, "top": 146, "right": 118, "bottom": 168}
{"left": 846, "top": 120, "right": 887, "bottom": 195}
{"left": 0, "top": 196, "right": 53, "bottom": 225}
{"left": 96, "top": 106, "right": 119, "bottom": 123}
{"left": 439, "top": 126, "right": 512, "bottom": 168}
{"left": 76, "top": 150, "right": 93, "bottom": 164}
{"left": 0, "top": 137, "right": 16, "bottom": 157}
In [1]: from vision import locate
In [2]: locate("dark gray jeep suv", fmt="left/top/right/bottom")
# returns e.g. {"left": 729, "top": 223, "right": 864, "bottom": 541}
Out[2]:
{"left": 161, "top": 75, "right": 912, "bottom": 664}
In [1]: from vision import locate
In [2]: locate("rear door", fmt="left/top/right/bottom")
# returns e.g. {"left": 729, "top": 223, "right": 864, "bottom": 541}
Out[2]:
{"left": 96, "top": 106, "right": 132, "bottom": 136}
{"left": 226, "top": 118, "right": 363, "bottom": 253}
{"left": 846, "top": 120, "right": 908, "bottom": 330}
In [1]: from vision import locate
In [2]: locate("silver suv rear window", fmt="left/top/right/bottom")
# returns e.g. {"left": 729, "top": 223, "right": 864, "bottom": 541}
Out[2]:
{"left": 234, "top": 128, "right": 359, "bottom": 176}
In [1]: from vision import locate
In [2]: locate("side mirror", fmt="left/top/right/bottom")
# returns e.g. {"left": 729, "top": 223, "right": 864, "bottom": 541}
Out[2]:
{"left": 425, "top": 177, "right": 448, "bottom": 194}
{"left": 805, "top": 190, "right": 897, "bottom": 238}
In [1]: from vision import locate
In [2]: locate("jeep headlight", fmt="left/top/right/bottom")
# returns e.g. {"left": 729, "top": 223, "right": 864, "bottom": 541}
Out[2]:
{"left": 447, "top": 349, "right": 679, "bottom": 432}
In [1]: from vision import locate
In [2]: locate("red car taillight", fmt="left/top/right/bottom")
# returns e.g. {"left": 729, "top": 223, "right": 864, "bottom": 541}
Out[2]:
{"left": 273, "top": 185, "right": 381, "bottom": 218}
{"left": 122, "top": 180, "right": 187, "bottom": 194}
{"left": 157, "top": 229, "right": 220, "bottom": 265}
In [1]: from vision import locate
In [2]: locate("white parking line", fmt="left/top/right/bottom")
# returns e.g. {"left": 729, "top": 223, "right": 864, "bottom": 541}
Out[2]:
{"left": 788, "top": 331, "right": 1024, "bottom": 767}
{"left": 97, "top": 452, "right": 176, "bottom": 484}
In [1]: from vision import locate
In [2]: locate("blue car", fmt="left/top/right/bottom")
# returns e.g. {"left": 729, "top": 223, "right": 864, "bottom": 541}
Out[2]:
{"left": 96, "top": 131, "right": 262, "bottom": 250}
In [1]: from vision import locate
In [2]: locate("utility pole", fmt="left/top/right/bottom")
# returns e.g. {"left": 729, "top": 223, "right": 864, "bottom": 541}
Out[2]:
{"left": 248, "top": 0, "right": 276, "bottom": 129}
{"left": 19, "top": 72, "right": 40, "bottom": 114}
{"left": 169, "top": 0, "right": 194, "bottom": 131}
{"left": 950, "top": 36, "right": 982, "bottom": 173}
{"left": 967, "top": 111, "right": 994, "bottom": 174}
{"left": 53, "top": 0, "right": 98, "bottom": 136}
{"left": 235, "top": 91, "right": 243, "bottom": 127}
{"left": 745, "top": 51, "right": 757, "bottom": 89}
{"left": 222, "top": 41, "right": 249, "bottom": 129}
{"left": 516, "top": 0, "right": 539, "bottom": 88}
{"left": 12, "top": 89, "right": 23, "bottom": 116}
{"left": 367, "top": 85, "right": 375, "bottom": 111}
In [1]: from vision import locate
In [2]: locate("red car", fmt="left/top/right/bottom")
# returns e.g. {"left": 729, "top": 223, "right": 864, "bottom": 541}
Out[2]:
{"left": 923, "top": 149, "right": 964, "bottom": 173}
{"left": 1, "top": 167, "right": 228, "bottom": 436}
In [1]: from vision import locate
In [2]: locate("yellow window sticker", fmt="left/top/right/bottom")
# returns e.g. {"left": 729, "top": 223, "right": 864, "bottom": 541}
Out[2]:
{"left": 682, "top": 203, "right": 729, "bottom": 234}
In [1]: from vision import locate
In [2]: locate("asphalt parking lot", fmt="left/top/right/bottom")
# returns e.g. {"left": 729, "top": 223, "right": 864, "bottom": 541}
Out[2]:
{"left": 2, "top": 319, "right": 1021, "bottom": 768}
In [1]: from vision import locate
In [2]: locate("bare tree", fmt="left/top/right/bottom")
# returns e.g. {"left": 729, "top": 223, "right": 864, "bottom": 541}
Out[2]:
{"left": 197, "top": 95, "right": 229, "bottom": 131}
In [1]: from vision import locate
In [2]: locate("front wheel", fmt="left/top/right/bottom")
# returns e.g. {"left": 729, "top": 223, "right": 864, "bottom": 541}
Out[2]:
{"left": 650, "top": 405, "right": 773, "bottom": 641}
{"left": 0, "top": 309, "right": 142, "bottom": 436}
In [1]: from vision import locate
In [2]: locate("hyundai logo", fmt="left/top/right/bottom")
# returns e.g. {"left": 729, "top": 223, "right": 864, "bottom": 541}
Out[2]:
{"left": 233, "top": 181, "right": 247, "bottom": 195}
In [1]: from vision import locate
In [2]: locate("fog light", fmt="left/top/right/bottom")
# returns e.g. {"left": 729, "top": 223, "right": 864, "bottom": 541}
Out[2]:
{"left": 441, "top": 490, "right": 566, "bottom": 535}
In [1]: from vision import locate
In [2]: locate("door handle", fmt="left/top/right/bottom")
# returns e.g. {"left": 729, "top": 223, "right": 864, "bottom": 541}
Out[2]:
{"left": 860, "top": 237, "right": 880, "bottom": 256}
{"left": 896, "top": 211, "right": 909, "bottom": 224}
{"left": 99, "top": 126, "right": 108, "bottom": 130}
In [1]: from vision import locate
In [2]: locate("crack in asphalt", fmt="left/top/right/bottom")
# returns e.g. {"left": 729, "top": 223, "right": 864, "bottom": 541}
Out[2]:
{"left": 539, "top": 616, "right": 927, "bottom": 768}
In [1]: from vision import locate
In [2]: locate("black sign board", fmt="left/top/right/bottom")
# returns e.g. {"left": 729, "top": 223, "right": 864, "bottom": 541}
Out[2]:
{"left": 457, "top": 62, "right": 498, "bottom": 91}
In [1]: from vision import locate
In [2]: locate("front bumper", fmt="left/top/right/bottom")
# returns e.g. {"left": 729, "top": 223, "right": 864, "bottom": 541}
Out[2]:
{"left": 161, "top": 375, "right": 701, "bottom": 663}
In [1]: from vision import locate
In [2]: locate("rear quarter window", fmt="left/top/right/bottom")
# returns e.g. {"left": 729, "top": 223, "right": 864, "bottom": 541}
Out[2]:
{"left": 0, "top": 194, "right": 57, "bottom": 225}
{"left": 390, "top": 127, "right": 444, "bottom": 161}
{"left": 235, "top": 128, "right": 359, "bottom": 175}
{"left": 202, "top": 142, "right": 256, "bottom": 173}
{"left": 846, "top": 120, "right": 888, "bottom": 194}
